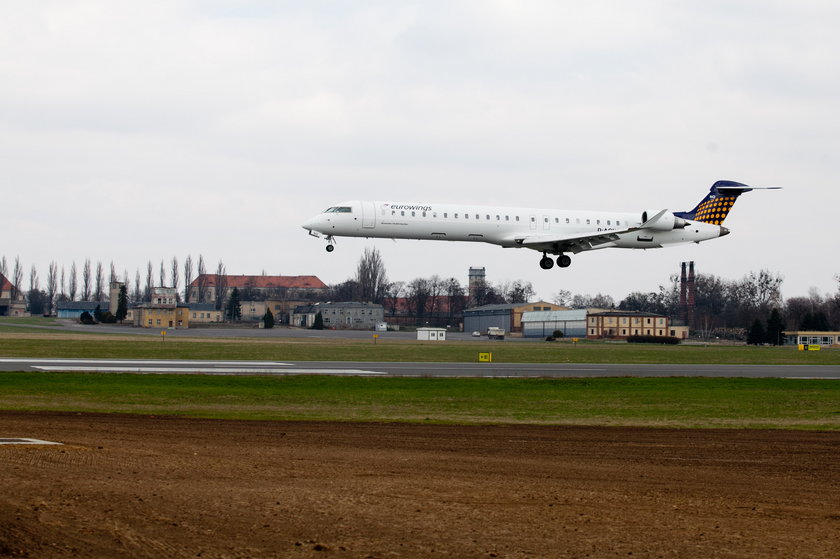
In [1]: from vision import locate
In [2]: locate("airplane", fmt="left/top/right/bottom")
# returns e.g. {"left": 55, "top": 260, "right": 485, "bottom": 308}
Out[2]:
{"left": 302, "top": 180, "right": 780, "bottom": 270}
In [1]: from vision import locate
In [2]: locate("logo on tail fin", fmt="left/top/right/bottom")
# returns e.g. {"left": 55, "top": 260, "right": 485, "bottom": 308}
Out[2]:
{"left": 675, "top": 180, "right": 758, "bottom": 225}
{"left": 692, "top": 194, "right": 738, "bottom": 225}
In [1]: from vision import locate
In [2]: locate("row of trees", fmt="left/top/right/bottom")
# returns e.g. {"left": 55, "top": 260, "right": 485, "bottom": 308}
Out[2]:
{"left": 4, "top": 251, "right": 839, "bottom": 337}
{"left": 0, "top": 255, "right": 235, "bottom": 315}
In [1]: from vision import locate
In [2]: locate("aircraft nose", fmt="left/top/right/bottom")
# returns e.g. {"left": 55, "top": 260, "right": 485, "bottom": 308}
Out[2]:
{"left": 719, "top": 226, "right": 730, "bottom": 237}
{"left": 302, "top": 217, "right": 318, "bottom": 232}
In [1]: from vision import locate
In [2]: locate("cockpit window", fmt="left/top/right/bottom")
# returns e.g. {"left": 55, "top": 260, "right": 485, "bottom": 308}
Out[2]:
{"left": 324, "top": 206, "right": 353, "bottom": 213}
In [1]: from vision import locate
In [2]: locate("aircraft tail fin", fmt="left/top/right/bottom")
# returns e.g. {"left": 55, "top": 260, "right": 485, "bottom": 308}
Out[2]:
{"left": 674, "top": 180, "right": 780, "bottom": 225}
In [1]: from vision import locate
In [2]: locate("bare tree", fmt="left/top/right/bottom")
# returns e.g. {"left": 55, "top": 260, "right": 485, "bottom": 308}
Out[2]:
{"left": 46, "top": 262, "right": 58, "bottom": 315}
{"left": 170, "top": 257, "right": 180, "bottom": 301}
{"left": 68, "top": 262, "right": 78, "bottom": 301}
{"left": 134, "top": 269, "right": 141, "bottom": 302}
{"left": 383, "top": 281, "right": 405, "bottom": 316}
{"left": 12, "top": 257, "right": 23, "bottom": 300}
{"left": 109, "top": 261, "right": 117, "bottom": 283}
{"left": 0, "top": 256, "right": 6, "bottom": 278}
{"left": 60, "top": 266, "right": 66, "bottom": 301}
{"left": 406, "top": 277, "right": 431, "bottom": 325}
{"left": 94, "top": 261, "right": 104, "bottom": 302}
{"left": 159, "top": 260, "right": 167, "bottom": 289}
{"left": 354, "top": 247, "right": 388, "bottom": 303}
{"left": 214, "top": 260, "right": 227, "bottom": 311}
{"left": 500, "top": 280, "right": 535, "bottom": 304}
{"left": 28, "top": 264, "right": 39, "bottom": 294}
{"left": 183, "top": 255, "right": 193, "bottom": 303}
{"left": 145, "top": 261, "right": 154, "bottom": 302}
{"left": 81, "top": 259, "right": 92, "bottom": 301}
{"left": 197, "top": 255, "right": 207, "bottom": 303}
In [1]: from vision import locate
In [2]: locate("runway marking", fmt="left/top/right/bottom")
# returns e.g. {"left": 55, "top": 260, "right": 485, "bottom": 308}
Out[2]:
{"left": 0, "top": 358, "right": 292, "bottom": 366}
{"left": 0, "top": 438, "right": 63, "bottom": 445}
{"left": 32, "top": 366, "right": 385, "bottom": 376}
{"left": 784, "top": 377, "right": 840, "bottom": 380}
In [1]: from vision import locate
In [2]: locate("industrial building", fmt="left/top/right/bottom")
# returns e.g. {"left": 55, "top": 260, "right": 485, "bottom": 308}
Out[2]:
{"left": 463, "top": 301, "right": 565, "bottom": 334}
{"left": 521, "top": 309, "right": 688, "bottom": 340}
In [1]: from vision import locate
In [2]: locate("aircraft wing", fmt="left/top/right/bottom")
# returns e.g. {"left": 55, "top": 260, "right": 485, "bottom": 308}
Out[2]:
{"left": 512, "top": 228, "right": 634, "bottom": 254}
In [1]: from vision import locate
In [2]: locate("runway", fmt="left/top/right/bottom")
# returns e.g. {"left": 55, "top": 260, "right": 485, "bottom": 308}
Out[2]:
{"left": 1, "top": 357, "right": 838, "bottom": 378}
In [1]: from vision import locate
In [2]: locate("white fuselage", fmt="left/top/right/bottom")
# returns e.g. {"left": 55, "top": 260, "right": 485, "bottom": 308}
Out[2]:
{"left": 302, "top": 200, "right": 725, "bottom": 253}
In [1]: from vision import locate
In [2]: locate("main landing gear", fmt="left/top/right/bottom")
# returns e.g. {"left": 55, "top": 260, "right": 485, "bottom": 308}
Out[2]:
{"left": 539, "top": 253, "right": 571, "bottom": 270}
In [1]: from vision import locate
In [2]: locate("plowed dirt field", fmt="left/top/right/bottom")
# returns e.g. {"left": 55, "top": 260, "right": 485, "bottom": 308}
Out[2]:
{"left": 2, "top": 412, "right": 839, "bottom": 558}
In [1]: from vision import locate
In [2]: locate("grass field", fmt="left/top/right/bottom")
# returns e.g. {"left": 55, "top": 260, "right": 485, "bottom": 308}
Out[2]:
{"left": 1, "top": 372, "right": 839, "bottom": 429}
{"left": 1, "top": 323, "right": 838, "bottom": 429}
{"left": 1, "top": 329, "right": 839, "bottom": 364}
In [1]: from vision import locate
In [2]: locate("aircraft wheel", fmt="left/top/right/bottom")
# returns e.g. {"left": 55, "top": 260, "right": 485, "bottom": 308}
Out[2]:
{"left": 539, "top": 256, "right": 554, "bottom": 270}
{"left": 326, "top": 245, "right": 335, "bottom": 253}
{"left": 557, "top": 254, "right": 571, "bottom": 268}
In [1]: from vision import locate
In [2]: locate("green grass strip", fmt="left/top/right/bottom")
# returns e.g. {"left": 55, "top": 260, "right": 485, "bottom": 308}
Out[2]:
{"left": 1, "top": 373, "right": 838, "bottom": 429}
{"left": 1, "top": 335, "right": 839, "bottom": 364}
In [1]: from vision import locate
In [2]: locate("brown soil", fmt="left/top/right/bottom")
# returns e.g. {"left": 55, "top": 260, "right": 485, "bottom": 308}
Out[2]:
{"left": 2, "top": 412, "right": 839, "bottom": 558}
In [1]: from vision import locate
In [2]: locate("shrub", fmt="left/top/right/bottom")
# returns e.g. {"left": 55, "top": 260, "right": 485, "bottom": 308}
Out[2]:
{"left": 552, "top": 330, "right": 565, "bottom": 339}
{"left": 626, "top": 335, "right": 680, "bottom": 345}
{"left": 79, "top": 311, "right": 96, "bottom": 325}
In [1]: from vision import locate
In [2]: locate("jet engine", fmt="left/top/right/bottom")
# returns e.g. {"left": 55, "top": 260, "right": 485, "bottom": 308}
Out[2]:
{"left": 640, "top": 210, "right": 688, "bottom": 231}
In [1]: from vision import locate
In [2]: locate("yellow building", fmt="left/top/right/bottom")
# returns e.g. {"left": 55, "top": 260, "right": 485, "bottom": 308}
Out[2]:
{"left": 133, "top": 287, "right": 190, "bottom": 329}
{"left": 587, "top": 311, "right": 686, "bottom": 339}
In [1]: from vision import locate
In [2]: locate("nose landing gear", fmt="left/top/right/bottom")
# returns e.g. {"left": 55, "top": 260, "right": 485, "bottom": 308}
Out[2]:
{"left": 325, "top": 236, "right": 336, "bottom": 252}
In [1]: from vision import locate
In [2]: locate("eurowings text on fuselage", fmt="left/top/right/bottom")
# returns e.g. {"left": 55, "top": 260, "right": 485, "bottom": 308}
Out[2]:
{"left": 302, "top": 180, "right": 779, "bottom": 269}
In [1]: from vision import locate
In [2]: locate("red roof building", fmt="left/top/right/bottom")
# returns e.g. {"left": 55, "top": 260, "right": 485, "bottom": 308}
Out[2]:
{"left": 187, "top": 274, "right": 327, "bottom": 303}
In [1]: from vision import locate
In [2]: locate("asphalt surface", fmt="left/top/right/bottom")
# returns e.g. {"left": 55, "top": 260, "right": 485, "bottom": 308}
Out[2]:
{"left": 1, "top": 357, "right": 838, "bottom": 378}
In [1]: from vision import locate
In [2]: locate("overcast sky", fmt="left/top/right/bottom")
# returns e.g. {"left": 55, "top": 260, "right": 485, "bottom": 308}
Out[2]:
{"left": 2, "top": 1, "right": 838, "bottom": 303}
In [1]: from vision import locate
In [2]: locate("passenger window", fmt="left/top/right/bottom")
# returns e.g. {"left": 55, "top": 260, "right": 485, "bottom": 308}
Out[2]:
{"left": 411, "top": 211, "right": 416, "bottom": 217}
{"left": 516, "top": 216, "right": 520, "bottom": 222}
{"left": 475, "top": 214, "right": 479, "bottom": 219}
{"left": 422, "top": 211, "right": 426, "bottom": 217}
{"left": 454, "top": 213, "right": 458, "bottom": 218}
{"left": 496, "top": 215, "right": 500, "bottom": 220}
{"left": 401, "top": 211, "right": 405, "bottom": 216}
{"left": 486, "top": 214, "right": 490, "bottom": 220}
{"left": 565, "top": 218, "right": 570, "bottom": 224}
{"left": 586, "top": 219, "right": 590, "bottom": 225}
{"left": 597, "top": 219, "right": 600, "bottom": 225}
{"left": 505, "top": 216, "right": 509, "bottom": 221}
{"left": 444, "top": 212, "right": 448, "bottom": 218}
{"left": 607, "top": 220, "right": 611, "bottom": 225}
{"left": 465, "top": 213, "right": 469, "bottom": 219}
